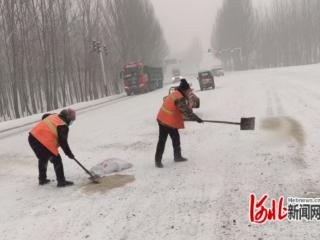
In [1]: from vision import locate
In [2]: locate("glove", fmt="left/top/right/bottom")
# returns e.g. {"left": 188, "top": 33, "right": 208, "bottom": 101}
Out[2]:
{"left": 68, "top": 153, "right": 75, "bottom": 160}
{"left": 195, "top": 116, "right": 203, "bottom": 123}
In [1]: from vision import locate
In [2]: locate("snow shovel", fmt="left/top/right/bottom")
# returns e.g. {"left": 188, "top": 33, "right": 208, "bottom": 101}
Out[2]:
{"left": 72, "top": 158, "right": 101, "bottom": 184}
{"left": 202, "top": 117, "right": 255, "bottom": 130}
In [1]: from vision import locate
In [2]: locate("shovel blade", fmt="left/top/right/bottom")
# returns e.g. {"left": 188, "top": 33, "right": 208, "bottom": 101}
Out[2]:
{"left": 89, "top": 173, "right": 101, "bottom": 184}
{"left": 240, "top": 117, "right": 255, "bottom": 130}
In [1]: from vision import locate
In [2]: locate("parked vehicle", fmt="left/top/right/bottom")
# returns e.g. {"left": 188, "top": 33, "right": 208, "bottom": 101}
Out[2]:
{"left": 121, "top": 63, "right": 163, "bottom": 95}
{"left": 198, "top": 71, "right": 215, "bottom": 91}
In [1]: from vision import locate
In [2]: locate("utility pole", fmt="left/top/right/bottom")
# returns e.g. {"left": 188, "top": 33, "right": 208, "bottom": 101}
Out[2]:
{"left": 92, "top": 40, "right": 111, "bottom": 96}
{"left": 102, "top": 46, "right": 113, "bottom": 95}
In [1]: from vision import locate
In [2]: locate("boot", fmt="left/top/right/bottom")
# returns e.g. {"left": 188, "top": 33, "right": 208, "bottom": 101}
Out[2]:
{"left": 173, "top": 145, "right": 186, "bottom": 162}
{"left": 53, "top": 156, "right": 67, "bottom": 184}
{"left": 174, "top": 156, "right": 188, "bottom": 162}
{"left": 39, "top": 179, "right": 51, "bottom": 185}
{"left": 155, "top": 151, "right": 164, "bottom": 168}
{"left": 155, "top": 161, "right": 164, "bottom": 168}
{"left": 57, "top": 180, "right": 74, "bottom": 187}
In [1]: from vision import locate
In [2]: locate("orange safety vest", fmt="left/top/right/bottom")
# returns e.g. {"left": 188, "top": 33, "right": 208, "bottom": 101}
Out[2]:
{"left": 31, "top": 114, "right": 66, "bottom": 156}
{"left": 157, "top": 90, "right": 184, "bottom": 129}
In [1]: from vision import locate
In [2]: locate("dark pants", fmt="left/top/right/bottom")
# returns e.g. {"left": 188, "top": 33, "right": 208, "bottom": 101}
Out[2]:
{"left": 28, "top": 134, "right": 66, "bottom": 183}
{"left": 155, "top": 123, "right": 181, "bottom": 162}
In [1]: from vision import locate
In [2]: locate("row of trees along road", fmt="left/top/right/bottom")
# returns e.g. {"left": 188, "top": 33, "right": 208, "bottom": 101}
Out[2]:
{"left": 0, "top": 0, "right": 168, "bottom": 121}
{"left": 212, "top": 0, "right": 320, "bottom": 71}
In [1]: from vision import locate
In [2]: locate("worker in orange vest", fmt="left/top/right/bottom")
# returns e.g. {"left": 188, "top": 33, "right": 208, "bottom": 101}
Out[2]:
{"left": 155, "top": 79, "right": 203, "bottom": 168}
{"left": 28, "top": 109, "right": 76, "bottom": 187}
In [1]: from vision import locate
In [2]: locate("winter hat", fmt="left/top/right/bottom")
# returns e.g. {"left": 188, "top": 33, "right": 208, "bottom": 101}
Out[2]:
{"left": 67, "top": 108, "right": 76, "bottom": 121}
{"left": 179, "top": 79, "right": 190, "bottom": 91}
{"left": 60, "top": 108, "right": 76, "bottom": 122}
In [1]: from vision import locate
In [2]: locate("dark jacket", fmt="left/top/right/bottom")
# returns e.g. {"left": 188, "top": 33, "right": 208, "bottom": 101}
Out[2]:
{"left": 174, "top": 88, "right": 201, "bottom": 121}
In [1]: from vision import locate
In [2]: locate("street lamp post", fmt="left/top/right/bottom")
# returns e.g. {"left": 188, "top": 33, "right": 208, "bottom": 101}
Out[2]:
{"left": 92, "top": 40, "right": 112, "bottom": 96}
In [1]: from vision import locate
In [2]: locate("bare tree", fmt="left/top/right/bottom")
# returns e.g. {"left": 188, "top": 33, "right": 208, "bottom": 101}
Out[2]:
{"left": 212, "top": 0, "right": 320, "bottom": 70}
{"left": 0, "top": 0, "right": 168, "bottom": 121}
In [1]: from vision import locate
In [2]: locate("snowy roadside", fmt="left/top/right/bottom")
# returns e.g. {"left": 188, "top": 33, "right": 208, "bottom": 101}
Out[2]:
{"left": 0, "top": 93, "right": 128, "bottom": 138}
{"left": 0, "top": 80, "right": 179, "bottom": 137}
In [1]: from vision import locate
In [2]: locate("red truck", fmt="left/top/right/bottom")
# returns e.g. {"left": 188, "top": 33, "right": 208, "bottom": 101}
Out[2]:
{"left": 121, "top": 62, "right": 163, "bottom": 96}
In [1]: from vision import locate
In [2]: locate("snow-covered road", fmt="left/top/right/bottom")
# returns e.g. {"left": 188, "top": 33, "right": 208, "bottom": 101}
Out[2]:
{"left": 1, "top": 64, "right": 320, "bottom": 239}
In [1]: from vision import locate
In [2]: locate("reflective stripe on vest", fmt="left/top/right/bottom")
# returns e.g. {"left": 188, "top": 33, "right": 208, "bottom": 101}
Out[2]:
{"left": 31, "top": 115, "right": 66, "bottom": 156}
{"left": 161, "top": 105, "right": 173, "bottom": 115}
{"left": 160, "top": 93, "right": 179, "bottom": 115}
{"left": 43, "top": 118, "right": 58, "bottom": 145}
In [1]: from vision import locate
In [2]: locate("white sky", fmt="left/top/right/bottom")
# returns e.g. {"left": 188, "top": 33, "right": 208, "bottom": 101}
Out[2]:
{"left": 149, "top": 0, "right": 273, "bottom": 55}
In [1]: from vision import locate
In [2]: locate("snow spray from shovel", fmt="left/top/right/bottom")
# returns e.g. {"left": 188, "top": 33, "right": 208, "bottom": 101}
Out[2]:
{"left": 195, "top": 117, "right": 255, "bottom": 130}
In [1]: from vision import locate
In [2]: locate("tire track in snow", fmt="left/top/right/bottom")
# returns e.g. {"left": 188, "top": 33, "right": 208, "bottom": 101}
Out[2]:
{"left": 249, "top": 77, "right": 320, "bottom": 239}
{"left": 272, "top": 85, "right": 307, "bottom": 168}
{"left": 262, "top": 80, "right": 307, "bottom": 168}
{"left": 264, "top": 86, "right": 274, "bottom": 116}
{"left": 235, "top": 80, "right": 308, "bottom": 239}
{"left": 272, "top": 81, "right": 320, "bottom": 198}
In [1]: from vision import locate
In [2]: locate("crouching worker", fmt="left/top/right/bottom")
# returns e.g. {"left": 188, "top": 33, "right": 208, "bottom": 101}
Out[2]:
{"left": 155, "top": 79, "right": 203, "bottom": 168}
{"left": 28, "top": 109, "right": 76, "bottom": 187}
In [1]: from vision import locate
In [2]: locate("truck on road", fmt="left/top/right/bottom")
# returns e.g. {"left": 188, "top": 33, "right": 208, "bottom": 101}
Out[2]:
{"left": 121, "top": 63, "right": 163, "bottom": 96}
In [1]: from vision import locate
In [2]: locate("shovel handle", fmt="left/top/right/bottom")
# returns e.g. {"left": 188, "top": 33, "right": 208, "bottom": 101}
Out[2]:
{"left": 202, "top": 120, "right": 240, "bottom": 125}
{"left": 73, "top": 158, "right": 96, "bottom": 178}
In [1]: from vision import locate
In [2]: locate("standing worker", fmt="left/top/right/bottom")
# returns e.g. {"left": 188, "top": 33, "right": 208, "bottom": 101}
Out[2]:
{"left": 155, "top": 79, "right": 203, "bottom": 168}
{"left": 29, "top": 109, "right": 76, "bottom": 187}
